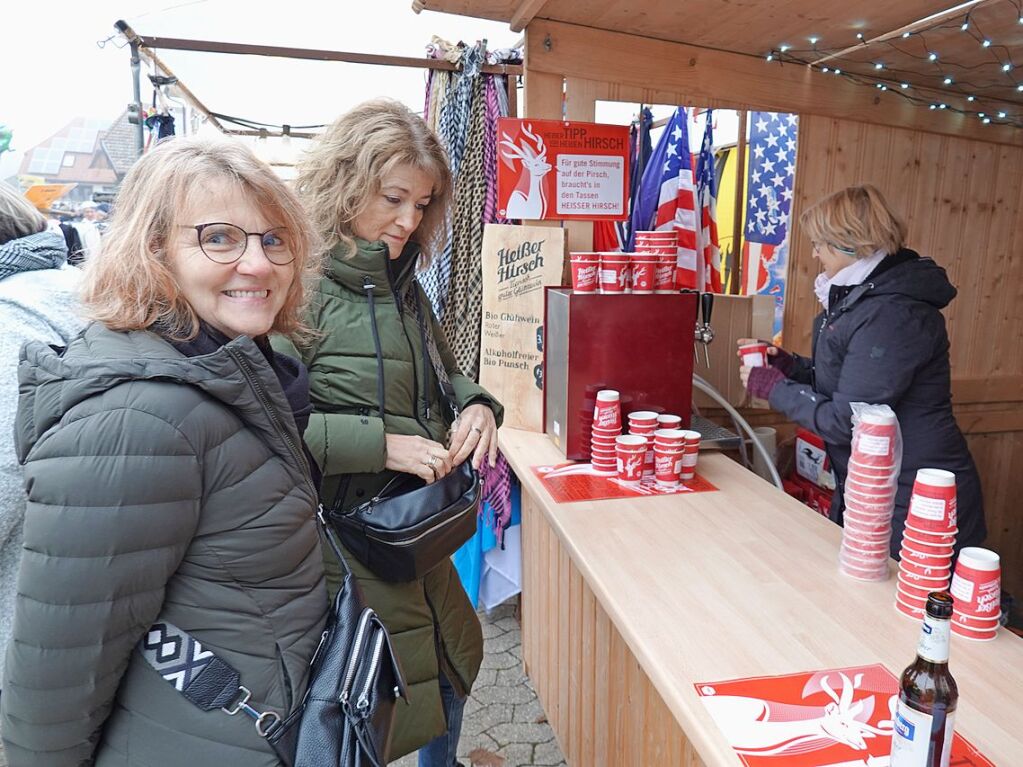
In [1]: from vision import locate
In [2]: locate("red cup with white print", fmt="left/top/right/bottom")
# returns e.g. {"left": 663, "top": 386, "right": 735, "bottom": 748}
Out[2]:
{"left": 627, "top": 411, "right": 659, "bottom": 431}
{"left": 950, "top": 547, "right": 1001, "bottom": 620}
{"left": 615, "top": 435, "right": 648, "bottom": 485}
{"left": 952, "top": 610, "right": 1000, "bottom": 632}
{"left": 657, "top": 413, "right": 682, "bottom": 430}
{"left": 654, "top": 255, "right": 677, "bottom": 293}
{"left": 900, "top": 544, "right": 954, "bottom": 569}
{"left": 570, "top": 253, "right": 601, "bottom": 293}
{"left": 895, "top": 598, "right": 925, "bottom": 620}
{"left": 902, "top": 525, "right": 957, "bottom": 546}
{"left": 898, "top": 565, "right": 950, "bottom": 590}
{"left": 629, "top": 256, "right": 656, "bottom": 294}
{"left": 851, "top": 409, "right": 898, "bottom": 465}
{"left": 593, "top": 390, "right": 621, "bottom": 431}
{"left": 738, "top": 342, "right": 770, "bottom": 368}
{"left": 847, "top": 460, "right": 899, "bottom": 482}
{"left": 599, "top": 255, "right": 631, "bottom": 294}
{"left": 635, "top": 230, "right": 678, "bottom": 245}
{"left": 906, "top": 468, "right": 957, "bottom": 532}
{"left": 951, "top": 623, "right": 998, "bottom": 641}
{"left": 654, "top": 445, "right": 683, "bottom": 487}
{"left": 653, "top": 428, "right": 687, "bottom": 450}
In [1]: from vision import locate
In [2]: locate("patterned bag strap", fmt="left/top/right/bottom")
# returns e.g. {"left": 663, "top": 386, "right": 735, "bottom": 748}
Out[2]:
{"left": 139, "top": 621, "right": 283, "bottom": 737}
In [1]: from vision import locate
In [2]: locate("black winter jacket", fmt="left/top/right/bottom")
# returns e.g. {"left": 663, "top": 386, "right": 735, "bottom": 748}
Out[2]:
{"left": 769, "top": 249, "right": 985, "bottom": 556}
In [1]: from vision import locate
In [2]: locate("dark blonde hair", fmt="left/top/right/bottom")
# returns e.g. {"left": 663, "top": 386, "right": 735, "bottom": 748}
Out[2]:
{"left": 82, "top": 137, "right": 321, "bottom": 341}
{"left": 0, "top": 182, "right": 47, "bottom": 245}
{"left": 800, "top": 184, "right": 908, "bottom": 259}
{"left": 295, "top": 99, "right": 452, "bottom": 265}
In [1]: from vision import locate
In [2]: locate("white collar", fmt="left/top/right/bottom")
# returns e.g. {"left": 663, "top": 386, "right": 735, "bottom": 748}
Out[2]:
{"left": 814, "top": 250, "right": 887, "bottom": 311}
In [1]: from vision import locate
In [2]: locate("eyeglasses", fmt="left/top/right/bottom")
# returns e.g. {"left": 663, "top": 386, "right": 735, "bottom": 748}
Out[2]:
{"left": 182, "top": 222, "right": 295, "bottom": 265}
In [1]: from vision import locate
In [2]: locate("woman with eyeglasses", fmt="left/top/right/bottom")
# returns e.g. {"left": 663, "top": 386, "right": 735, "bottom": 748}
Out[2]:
{"left": 274, "top": 99, "right": 503, "bottom": 766}
{"left": 0, "top": 137, "right": 328, "bottom": 767}
{"left": 736, "top": 184, "right": 984, "bottom": 558}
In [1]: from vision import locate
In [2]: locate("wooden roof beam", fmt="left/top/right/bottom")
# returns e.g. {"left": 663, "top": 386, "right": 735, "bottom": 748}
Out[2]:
{"left": 510, "top": 0, "right": 550, "bottom": 32}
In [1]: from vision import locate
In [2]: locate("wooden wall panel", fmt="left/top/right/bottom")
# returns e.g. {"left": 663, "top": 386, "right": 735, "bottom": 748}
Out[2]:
{"left": 520, "top": 494, "right": 704, "bottom": 766}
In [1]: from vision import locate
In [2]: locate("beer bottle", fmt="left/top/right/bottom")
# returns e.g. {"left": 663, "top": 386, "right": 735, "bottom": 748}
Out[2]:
{"left": 890, "top": 591, "right": 959, "bottom": 767}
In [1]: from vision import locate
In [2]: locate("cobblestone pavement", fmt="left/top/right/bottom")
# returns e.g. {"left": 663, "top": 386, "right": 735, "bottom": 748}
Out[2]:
{"left": 392, "top": 600, "right": 566, "bottom": 767}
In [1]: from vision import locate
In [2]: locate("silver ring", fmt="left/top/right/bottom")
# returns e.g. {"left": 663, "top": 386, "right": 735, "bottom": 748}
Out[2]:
{"left": 427, "top": 456, "right": 438, "bottom": 467}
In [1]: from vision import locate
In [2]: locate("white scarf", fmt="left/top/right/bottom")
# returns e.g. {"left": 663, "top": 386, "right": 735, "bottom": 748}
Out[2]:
{"left": 814, "top": 250, "right": 887, "bottom": 311}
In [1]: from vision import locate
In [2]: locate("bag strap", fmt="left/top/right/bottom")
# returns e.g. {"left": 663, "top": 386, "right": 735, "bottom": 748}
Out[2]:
{"left": 138, "top": 511, "right": 350, "bottom": 735}
{"left": 138, "top": 622, "right": 284, "bottom": 739}
{"left": 405, "top": 283, "right": 460, "bottom": 422}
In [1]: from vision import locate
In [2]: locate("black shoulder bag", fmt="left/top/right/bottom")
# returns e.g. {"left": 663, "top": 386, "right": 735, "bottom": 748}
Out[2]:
{"left": 139, "top": 508, "right": 407, "bottom": 767}
{"left": 328, "top": 279, "right": 482, "bottom": 582}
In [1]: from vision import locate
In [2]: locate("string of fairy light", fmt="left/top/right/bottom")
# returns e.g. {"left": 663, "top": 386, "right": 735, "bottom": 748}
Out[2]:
{"left": 763, "top": 0, "right": 1023, "bottom": 128}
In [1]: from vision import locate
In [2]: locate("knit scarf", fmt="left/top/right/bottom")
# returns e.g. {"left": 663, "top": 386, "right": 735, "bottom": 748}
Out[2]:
{"left": 0, "top": 230, "right": 68, "bottom": 281}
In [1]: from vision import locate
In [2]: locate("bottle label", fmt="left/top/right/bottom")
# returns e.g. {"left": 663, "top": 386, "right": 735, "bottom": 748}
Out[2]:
{"left": 917, "top": 616, "right": 951, "bottom": 663}
{"left": 890, "top": 701, "right": 956, "bottom": 767}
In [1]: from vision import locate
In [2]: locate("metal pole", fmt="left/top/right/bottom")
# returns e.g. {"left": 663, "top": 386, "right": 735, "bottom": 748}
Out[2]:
{"left": 128, "top": 38, "right": 144, "bottom": 157}
{"left": 730, "top": 110, "right": 748, "bottom": 294}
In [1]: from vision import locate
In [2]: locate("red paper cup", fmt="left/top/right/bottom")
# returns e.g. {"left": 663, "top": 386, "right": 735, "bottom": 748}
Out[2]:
{"left": 902, "top": 524, "right": 957, "bottom": 545}
{"left": 851, "top": 411, "right": 898, "bottom": 464}
{"left": 654, "top": 447, "right": 682, "bottom": 486}
{"left": 616, "top": 436, "right": 647, "bottom": 484}
{"left": 898, "top": 562, "right": 951, "bottom": 583}
{"left": 897, "top": 574, "right": 936, "bottom": 600}
{"left": 900, "top": 545, "right": 954, "bottom": 568}
{"left": 902, "top": 531, "right": 956, "bottom": 551}
{"left": 627, "top": 411, "right": 659, "bottom": 429}
{"left": 569, "top": 254, "right": 600, "bottom": 293}
{"left": 629, "top": 260, "right": 655, "bottom": 294}
{"left": 844, "top": 528, "right": 892, "bottom": 546}
{"left": 657, "top": 414, "right": 682, "bottom": 429}
{"left": 653, "top": 428, "right": 686, "bottom": 448}
{"left": 897, "top": 566, "right": 950, "bottom": 588}
{"left": 844, "top": 489, "right": 896, "bottom": 509}
{"left": 599, "top": 257, "right": 630, "bottom": 294}
{"left": 895, "top": 598, "right": 925, "bottom": 620}
{"left": 635, "top": 230, "right": 677, "bottom": 241}
{"left": 907, "top": 468, "right": 957, "bottom": 532}
{"left": 847, "top": 459, "right": 898, "bottom": 479}
{"left": 738, "top": 342, "right": 769, "bottom": 368}
{"left": 951, "top": 623, "right": 998, "bottom": 642}
{"left": 953, "top": 611, "right": 1000, "bottom": 630}
{"left": 654, "top": 257, "right": 676, "bottom": 293}
{"left": 593, "top": 390, "right": 621, "bottom": 431}
{"left": 951, "top": 547, "right": 1001, "bottom": 619}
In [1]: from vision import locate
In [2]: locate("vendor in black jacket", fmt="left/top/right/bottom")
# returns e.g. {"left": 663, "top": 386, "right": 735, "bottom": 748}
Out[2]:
{"left": 738, "top": 184, "right": 984, "bottom": 558}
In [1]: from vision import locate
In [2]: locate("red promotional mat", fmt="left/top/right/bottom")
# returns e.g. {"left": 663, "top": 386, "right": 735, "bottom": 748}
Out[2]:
{"left": 694, "top": 663, "right": 993, "bottom": 766}
{"left": 531, "top": 461, "right": 717, "bottom": 503}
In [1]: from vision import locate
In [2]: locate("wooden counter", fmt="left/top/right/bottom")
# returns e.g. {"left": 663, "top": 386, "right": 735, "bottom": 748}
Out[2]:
{"left": 500, "top": 427, "right": 1023, "bottom": 766}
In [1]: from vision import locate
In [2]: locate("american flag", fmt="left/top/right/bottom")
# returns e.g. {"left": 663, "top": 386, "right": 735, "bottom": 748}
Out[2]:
{"left": 628, "top": 107, "right": 699, "bottom": 288}
{"left": 742, "top": 112, "right": 798, "bottom": 299}
{"left": 695, "top": 111, "right": 722, "bottom": 293}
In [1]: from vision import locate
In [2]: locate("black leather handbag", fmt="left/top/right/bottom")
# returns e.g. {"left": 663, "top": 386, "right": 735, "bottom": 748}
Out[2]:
{"left": 332, "top": 460, "right": 482, "bottom": 582}
{"left": 140, "top": 509, "right": 407, "bottom": 767}
{"left": 329, "top": 280, "right": 483, "bottom": 582}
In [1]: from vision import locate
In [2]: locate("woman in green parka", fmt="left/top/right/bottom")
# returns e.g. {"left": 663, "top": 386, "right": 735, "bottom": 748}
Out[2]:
{"left": 273, "top": 99, "right": 503, "bottom": 766}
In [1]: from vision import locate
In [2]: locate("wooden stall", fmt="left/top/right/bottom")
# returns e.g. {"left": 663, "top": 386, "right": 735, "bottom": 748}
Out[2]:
{"left": 417, "top": 0, "right": 1023, "bottom": 601}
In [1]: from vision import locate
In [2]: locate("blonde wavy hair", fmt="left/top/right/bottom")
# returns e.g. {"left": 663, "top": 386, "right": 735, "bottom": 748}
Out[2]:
{"left": 800, "top": 184, "right": 908, "bottom": 259}
{"left": 82, "top": 137, "right": 321, "bottom": 341}
{"left": 295, "top": 99, "right": 452, "bottom": 265}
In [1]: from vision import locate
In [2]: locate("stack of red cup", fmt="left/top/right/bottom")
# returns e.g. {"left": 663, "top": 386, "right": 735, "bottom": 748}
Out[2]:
{"left": 896, "top": 468, "right": 958, "bottom": 619}
{"left": 950, "top": 547, "right": 1000, "bottom": 641}
{"left": 590, "top": 389, "right": 621, "bottom": 475}
{"left": 599, "top": 252, "right": 630, "bottom": 294}
{"left": 627, "top": 410, "right": 659, "bottom": 477}
{"left": 569, "top": 252, "right": 600, "bottom": 293}
{"left": 633, "top": 230, "right": 678, "bottom": 294}
{"left": 652, "top": 428, "right": 687, "bottom": 487}
{"left": 680, "top": 430, "right": 701, "bottom": 482}
{"left": 840, "top": 409, "right": 899, "bottom": 582}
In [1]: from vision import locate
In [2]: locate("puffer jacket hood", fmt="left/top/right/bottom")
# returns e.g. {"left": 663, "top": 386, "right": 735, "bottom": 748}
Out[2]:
{"left": 3, "top": 324, "right": 327, "bottom": 767}
{"left": 326, "top": 237, "right": 419, "bottom": 297}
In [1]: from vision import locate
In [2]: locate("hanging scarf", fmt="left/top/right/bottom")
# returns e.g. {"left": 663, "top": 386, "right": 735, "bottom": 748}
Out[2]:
{"left": 0, "top": 229, "right": 68, "bottom": 281}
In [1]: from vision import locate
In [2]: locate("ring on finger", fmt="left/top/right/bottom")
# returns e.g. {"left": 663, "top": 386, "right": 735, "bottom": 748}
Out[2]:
{"left": 471, "top": 426, "right": 484, "bottom": 436}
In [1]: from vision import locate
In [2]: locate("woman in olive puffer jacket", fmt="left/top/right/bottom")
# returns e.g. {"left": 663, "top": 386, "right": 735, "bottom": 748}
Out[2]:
{"left": 274, "top": 99, "right": 503, "bottom": 765}
{"left": 0, "top": 138, "right": 328, "bottom": 767}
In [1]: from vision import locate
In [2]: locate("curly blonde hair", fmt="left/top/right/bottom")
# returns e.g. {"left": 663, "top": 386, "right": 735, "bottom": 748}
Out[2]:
{"left": 800, "top": 184, "right": 908, "bottom": 259}
{"left": 82, "top": 137, "right": 321, "bottom": 341}
{"left": 295, "top": 99, "right": 452, "bottom": 265}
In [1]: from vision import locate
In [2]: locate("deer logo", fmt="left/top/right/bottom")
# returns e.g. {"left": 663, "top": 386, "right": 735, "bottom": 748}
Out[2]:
{"left": 701, "top": 672, "right": 895, "bottom": 756}
{"left": 500, "top": 124, "right": 552, "bottom": 219}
